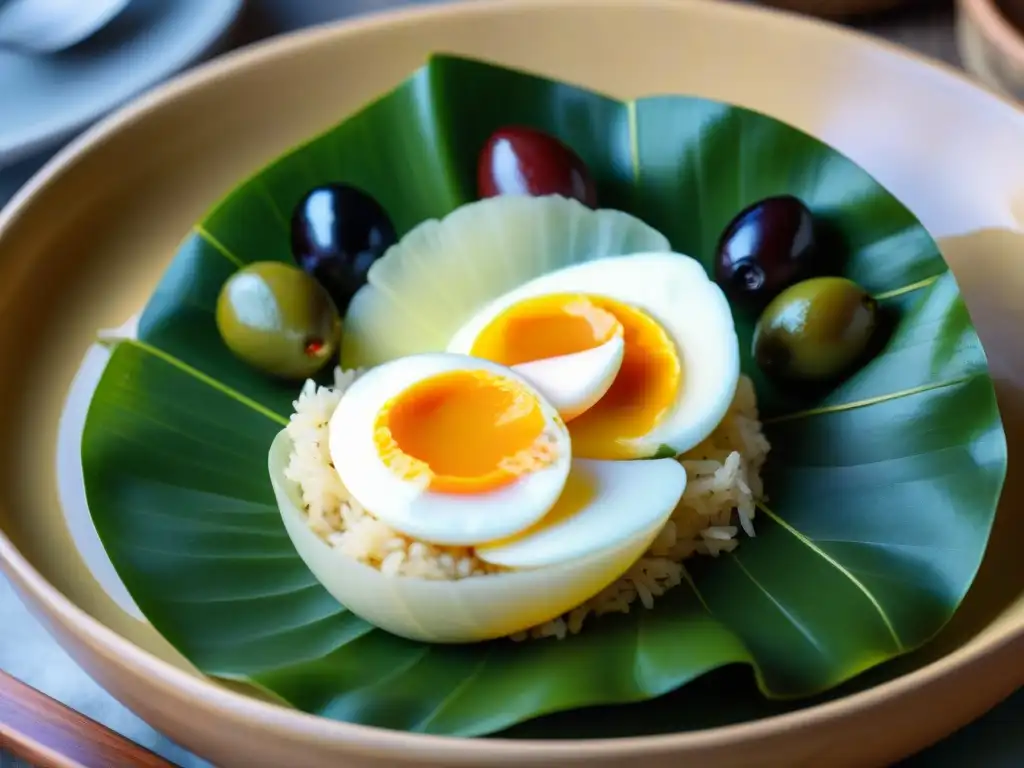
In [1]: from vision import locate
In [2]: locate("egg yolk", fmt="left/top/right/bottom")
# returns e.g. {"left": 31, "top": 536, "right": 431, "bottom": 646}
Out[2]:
{"left": 373, "top": 369, "right": 559, "bottom": 494}
{"left": 470, "top": 293, "right": 681, "bottom": 459}
{"left": 470, "top": 294, "right": 623, "bottom": 364}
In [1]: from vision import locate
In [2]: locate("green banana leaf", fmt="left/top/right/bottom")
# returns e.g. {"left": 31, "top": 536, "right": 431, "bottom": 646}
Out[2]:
{"left": 81, "top": 54, "right": 1007, "bottom": 737}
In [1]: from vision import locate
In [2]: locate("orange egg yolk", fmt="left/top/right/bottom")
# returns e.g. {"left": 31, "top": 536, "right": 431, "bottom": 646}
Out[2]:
{"left": 470, "top": 294, "right": 623, "bottom": 364}
{"left": 373, "top": 369, "right": 559, "bottom": 494}
{"left": 470, "top": 293, "right": 681, "bottom": 460}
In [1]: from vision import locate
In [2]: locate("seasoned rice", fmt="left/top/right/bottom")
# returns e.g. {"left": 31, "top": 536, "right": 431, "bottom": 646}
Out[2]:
{"left": 284, "top": 367, "right": 770, "bottom": 640}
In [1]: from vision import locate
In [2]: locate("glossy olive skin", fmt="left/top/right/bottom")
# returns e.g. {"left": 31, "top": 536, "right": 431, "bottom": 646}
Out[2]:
{"left": 753, "top": 277, "right": 878, "bottom": 383}
{"left": 291, "top": 183, "right": 397, "bottom": 313}
{"left": 715, "top": 195, "right": 818, "bottom": 306}
{"left": 216, "top": 261, "right": 341, "bottom": 380}
{"left": 477, "top": 126, "right": 597, "bottom": 207}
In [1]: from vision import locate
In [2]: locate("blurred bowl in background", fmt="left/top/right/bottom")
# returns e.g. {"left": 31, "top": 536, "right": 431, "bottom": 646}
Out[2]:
{"left": 754, "top": 0, "right": 914, "bottom": 19}
{"left": 958, "top": 0, "right": 1024, "bottom": 99}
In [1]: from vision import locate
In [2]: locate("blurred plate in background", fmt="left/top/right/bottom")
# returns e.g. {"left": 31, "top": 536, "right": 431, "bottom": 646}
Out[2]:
{"left": 0, "top": 0, "right": 244, "bottom": 169}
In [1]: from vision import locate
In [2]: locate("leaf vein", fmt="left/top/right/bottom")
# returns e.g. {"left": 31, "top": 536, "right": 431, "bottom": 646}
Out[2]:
{"left": 92, "top": 423, "right": 270, "bottom": 499}
{"left": 874, "top": 272, "right": 944, "bottom": 301}
{"left": 330, "top": 646, "right": 434, "bottom": 707}
{"left": 764, "top": 373, "right": 979, "bottom": 425}
{"left": 825, "top": 567, "right": 930, "bottom": 590}
{"left": 756, "top": 502, "right": 904, "bottom": 652}
{"left": 200, "top": 608, "right": 349, "bottom": 651}
{"left": 813, "top": 538, "right": 965, "bottom": 553}
{"left": 163, "top": 582, "right": 324, "bottom": 606}
{"left": 101, "top": 405, "right": 262, "bottom": 465}
{"left": 254, "top": 178, "right": 289, "bottom": 230}
{"left": 679, "top": 565, "right": 712, "bottom": 613}
{"left": 127, "top": 339, "right": 289, "bottom": 426}
{"left": 194, "top": 225, "right": 245, "bottom": 268}
{"left": 128, "top": 543, "right": 299, "bottom": 562}
{"left": 413, "top": 648, "right": 494, "bottom": 732}
{"left": 131, "top": 506, "right": 282, "bottom": 534}
{"left": 730, "top": 554, "right": 829, "bottom": 659}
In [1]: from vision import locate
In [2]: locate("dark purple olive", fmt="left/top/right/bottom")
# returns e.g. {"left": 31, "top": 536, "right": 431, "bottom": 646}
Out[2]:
{"left": 290, "top": 183, "right": 397, "bottom": 313}
{"left": 715, "top": 195, "right": 818, "bottom": 306}
{"left": 477, "top": 126, "right": 597, "bottom": 207}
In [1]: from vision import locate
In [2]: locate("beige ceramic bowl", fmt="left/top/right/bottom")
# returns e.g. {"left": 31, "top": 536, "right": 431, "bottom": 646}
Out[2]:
{"left": 2, "top": 1, "right": 1024, "bottom": 766}
{"left": 958, "top": 0, "right": 1024, "bottom": 98}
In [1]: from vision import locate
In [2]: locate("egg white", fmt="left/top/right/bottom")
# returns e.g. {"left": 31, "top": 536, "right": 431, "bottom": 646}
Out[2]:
{"left": 507, "top": 335, "right": 624, "bottom": 421}
{"left": 476, "top": 457, "right": 686, "bottom": 568}
{"left": 447, "top": 252, "right": 740, "bottom": 458}
{"left": 328, "top": 352, "right": 572, "bottom": 546}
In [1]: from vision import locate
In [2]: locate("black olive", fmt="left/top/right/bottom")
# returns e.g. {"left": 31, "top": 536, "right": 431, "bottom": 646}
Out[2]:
{"left": 290, "top": 183, "right": 398, "bottom": 313}
{"left": 715, "top": 195, "right": 819, "bottom": 307}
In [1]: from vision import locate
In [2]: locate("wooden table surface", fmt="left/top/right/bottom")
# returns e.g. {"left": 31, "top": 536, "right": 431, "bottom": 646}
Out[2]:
{"left": 1, "top": 1, "right": 1021, "bottom": 767}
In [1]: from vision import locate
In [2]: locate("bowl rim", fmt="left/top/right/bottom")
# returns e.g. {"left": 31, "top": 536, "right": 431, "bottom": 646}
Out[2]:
{"left": 2, "top": 0, "right": 1024, "bottom": 759}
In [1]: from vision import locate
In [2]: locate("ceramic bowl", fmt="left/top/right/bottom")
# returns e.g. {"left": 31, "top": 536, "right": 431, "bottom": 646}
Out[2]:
{"left": 1, "top": 1, "right": 1024, "bottom": 766}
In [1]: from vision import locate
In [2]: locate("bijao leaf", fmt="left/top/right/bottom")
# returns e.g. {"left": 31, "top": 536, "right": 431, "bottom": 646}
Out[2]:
{"left": 82, "top": 54, "right": 1006, "bottom": 737}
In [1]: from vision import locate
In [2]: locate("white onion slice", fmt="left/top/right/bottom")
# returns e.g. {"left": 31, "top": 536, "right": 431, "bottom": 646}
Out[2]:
{"left": 269, "top": 430, "right": 673, "bottom": 643}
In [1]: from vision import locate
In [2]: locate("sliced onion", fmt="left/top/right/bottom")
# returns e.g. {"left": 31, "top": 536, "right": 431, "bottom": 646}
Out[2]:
{"left": 269, "top": 430, "right": 671, "bottom": 643}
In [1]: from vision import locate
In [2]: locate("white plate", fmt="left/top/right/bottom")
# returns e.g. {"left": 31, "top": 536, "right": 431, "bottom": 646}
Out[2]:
{"left": 0, "top": 0, "right": 244, "bottom": 168}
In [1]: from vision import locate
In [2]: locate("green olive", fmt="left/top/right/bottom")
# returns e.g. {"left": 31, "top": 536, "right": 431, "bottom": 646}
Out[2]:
{"left": 216, "top": 261, "right": 342, "bottom": 380}
{"left": 752, "top": 276, "right": 878, "bottom": 382}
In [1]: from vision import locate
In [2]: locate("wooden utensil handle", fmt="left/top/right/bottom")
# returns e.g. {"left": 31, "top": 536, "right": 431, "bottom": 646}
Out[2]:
{"left": 0, "top": 670, "right": 177, "bottom": 768}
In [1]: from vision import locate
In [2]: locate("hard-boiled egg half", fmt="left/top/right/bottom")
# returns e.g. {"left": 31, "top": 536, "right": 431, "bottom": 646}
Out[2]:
{"left": 328, "top": 353, "right": 574, "bottom": 547}
{"left": 447, "top": 252, "right": 741, "bottom": 460}
{"left": 270, "top": 352, "right": 687, "bottom": 643}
